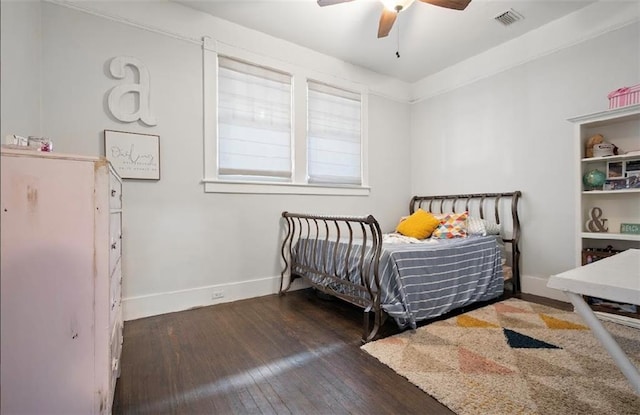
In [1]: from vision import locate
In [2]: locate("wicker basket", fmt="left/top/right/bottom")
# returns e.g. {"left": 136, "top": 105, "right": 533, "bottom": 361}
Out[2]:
{"left": 608, "top": 84, "right": 640, "bottom": 109}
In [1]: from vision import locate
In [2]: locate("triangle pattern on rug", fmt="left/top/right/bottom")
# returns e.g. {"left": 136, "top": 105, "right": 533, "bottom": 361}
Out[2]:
{"left": 526, "top": 375, "right": 603, "bottom": 414}
{"left": 494, "top": 302, "right": 532, "bottom": 314}
{"left": 497, "top": 314, "right": 544, "bottom": 330}
{"left": 411, "top": 329, "right": 452, "bottom": 346}
{"left": 539, "top": 314, "right": 588, "bottom": 330}
{"left": 456, "top": 315, "right": 500, "bottom": 328}
{"left": 361, "top": 298, "right": 640, "bottom": 415}
{"left": 458, "top": 347, "right": 514, "bottom": 374}
{"left": 503, "top": 328, "right": 560, "bottom": 349}
{"left": 513, "top": 350, "right": 582, "bottom": 376}
{"left": 401, "top": 344, "right": 453, "bottom": 373}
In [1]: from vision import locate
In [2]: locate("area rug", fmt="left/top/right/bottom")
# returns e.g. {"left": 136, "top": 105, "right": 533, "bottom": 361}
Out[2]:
{"left": 361, "top": 298, "right": 640, "bottom": 415}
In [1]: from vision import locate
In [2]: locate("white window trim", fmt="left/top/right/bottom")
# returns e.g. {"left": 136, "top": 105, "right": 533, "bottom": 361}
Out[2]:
{"left": 202, "top": 37, "right": 369, "bottom": 196}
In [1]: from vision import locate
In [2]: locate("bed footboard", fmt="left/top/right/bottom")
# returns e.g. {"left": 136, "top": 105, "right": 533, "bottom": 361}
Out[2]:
{"left": 280, "top": 212, "right": 384, "bottom": 342}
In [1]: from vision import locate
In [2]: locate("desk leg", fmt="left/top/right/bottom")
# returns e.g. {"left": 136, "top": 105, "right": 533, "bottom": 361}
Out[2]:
{"left": 566, "top": 292, "right": 640, "bottom": 394}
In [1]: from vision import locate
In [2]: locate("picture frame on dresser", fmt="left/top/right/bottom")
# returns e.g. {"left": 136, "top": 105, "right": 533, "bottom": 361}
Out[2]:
{"left": 104, "top": 129, "right": 160, "bottom": 180}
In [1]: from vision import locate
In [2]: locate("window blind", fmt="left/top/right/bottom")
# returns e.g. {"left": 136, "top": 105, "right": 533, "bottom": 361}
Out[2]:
{"left": 218, "top": 57, "right": 292, "bottom": 179}
{"left": 307, "top": 81, "right": 362, "bottom": 185}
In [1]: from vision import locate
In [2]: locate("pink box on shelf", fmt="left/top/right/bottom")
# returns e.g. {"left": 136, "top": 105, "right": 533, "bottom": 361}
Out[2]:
{"left": 608, "top": 84, "right": 640, "bottom": 109}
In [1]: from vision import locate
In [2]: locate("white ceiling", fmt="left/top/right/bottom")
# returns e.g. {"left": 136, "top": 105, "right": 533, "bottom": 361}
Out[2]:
{"left": 175, "top": 0, "right": 596, "bottom": 83}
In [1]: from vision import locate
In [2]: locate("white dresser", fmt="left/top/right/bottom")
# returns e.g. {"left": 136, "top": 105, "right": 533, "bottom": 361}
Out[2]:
{"left": 1, "top": 148, "right": 124, "bottom": 414}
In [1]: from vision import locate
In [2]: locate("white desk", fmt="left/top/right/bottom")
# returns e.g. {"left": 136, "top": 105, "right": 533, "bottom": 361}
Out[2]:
{"left": 548, "top": 248, "right": 640, "bottom": 394}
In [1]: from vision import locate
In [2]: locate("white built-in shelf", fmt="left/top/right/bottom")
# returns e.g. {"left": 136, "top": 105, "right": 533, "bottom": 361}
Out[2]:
{"left": 582, "top": 153, "right": 640, "bottom": 163}
{"left": 569, "top": 104, "right": 640, "bottom": 126}
{"left": 581, "top": 232, "right": 640, "bottom": 241}
{"left": 571, "top": 105, "right": 640, "bottom": 267}
{"left": 583, "top": 189, "right": 640, "bottom": 195}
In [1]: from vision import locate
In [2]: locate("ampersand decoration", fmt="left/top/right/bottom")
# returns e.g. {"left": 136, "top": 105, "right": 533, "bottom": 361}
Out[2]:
{"left": 586, "top": 207, "right": 608, "bottom": 232}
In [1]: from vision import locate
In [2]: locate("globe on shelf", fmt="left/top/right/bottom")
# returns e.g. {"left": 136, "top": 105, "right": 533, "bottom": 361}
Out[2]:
{"left": 583, "top": 169, "right": 606, "bottom": 190}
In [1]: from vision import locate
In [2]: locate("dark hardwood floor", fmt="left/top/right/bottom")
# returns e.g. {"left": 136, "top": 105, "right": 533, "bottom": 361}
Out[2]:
{"left": 113, "top": 289, "right": 571, "bottom": 415}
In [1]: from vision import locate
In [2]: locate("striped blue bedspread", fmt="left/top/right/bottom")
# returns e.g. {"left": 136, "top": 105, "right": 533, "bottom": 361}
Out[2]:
{"left": 293, "top": 236, "right": 504, "bottom": 329}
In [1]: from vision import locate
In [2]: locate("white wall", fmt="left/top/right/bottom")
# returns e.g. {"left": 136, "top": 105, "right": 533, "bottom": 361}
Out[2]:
{"left": 410, "top": 21, "right": 640, "bottom": 299}
{"left": 3, "top": 0, "right": 637, "bottom": 318}
{"left": 2, "top": 1, "right": 412, "bottom": 319}
{"left": 1, "top": 1, "right": 42, "bottom": 140}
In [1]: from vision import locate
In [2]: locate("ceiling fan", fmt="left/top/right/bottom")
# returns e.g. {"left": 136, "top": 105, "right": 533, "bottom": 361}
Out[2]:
{"left": 317, "top": 0, "right": 472, "bottom": 38}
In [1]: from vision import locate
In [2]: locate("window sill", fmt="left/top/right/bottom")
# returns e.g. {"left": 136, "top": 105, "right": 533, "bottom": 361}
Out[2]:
{"left": 202, "top": 179, "right": 370, "bottom": 196}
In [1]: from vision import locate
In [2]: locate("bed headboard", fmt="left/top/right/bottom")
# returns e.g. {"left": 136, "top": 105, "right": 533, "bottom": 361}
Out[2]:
{"left": 409, "top": 191, "right": 522, "bottom": 293}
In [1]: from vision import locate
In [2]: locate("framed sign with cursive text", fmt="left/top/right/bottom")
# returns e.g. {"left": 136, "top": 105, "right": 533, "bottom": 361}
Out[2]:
{"left": 104, "top": 130, "right": 160, "bottom": 180}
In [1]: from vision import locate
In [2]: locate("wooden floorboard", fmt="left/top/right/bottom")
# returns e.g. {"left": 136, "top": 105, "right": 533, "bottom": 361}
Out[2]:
{"left": 113, "top": 289, "right": 571, "bottom": 414}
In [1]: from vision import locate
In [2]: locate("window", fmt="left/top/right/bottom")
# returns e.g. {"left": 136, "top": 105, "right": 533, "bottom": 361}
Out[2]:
{"left": 202, "top": 42, "right": 369, "bottom": 195}
{"left": 307, "top": 81, "right": 362, "bottom": 186}
{"left": 217, "top": 57, "right": 292, "bottom": 181}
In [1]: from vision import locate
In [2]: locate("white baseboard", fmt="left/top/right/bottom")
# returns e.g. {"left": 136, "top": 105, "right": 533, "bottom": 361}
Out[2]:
{"left": 594, "top": 311, "right": 640, "bottom": 329}
{"left": 124, "top": 274, "right": 568, "bottom": 321}
{"left": 520, "top": 274, "right": 569, "bottom": 302}
{"left": 122, "top": 276, "right": 308, "bottom": 321}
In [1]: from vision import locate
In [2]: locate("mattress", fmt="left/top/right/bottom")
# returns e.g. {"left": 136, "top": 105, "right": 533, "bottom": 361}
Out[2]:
{"left": 292, "top": 235, "right": 504, "bottom": 329}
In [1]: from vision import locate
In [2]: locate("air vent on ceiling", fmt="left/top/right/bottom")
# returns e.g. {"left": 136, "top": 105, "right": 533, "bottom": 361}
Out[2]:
{"left": 494, "top": 9, "right": 523, "bottom": 26}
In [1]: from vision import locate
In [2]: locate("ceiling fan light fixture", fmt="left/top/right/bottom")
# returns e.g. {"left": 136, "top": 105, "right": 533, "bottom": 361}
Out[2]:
{"left": 381, "top": 0, "right": 416, "bottom": 12}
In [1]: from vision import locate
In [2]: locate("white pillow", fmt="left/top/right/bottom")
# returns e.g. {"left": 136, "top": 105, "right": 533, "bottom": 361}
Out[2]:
{"left": 484, "top": 220, "right": 501, "bottom": 235}
{"left": 467, "top": 217, "right": 486, "bottom": 236}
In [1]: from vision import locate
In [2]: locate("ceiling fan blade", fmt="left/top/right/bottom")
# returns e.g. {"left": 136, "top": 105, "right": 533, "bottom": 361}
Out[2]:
{"left": 378, "top": 9, "right": 397, "bottom": 38}
{"left": 419, "top": 0, "right": 471, "bottom": 11}
{"left": 317, "top": 0, "right": 355, "bottom": 6}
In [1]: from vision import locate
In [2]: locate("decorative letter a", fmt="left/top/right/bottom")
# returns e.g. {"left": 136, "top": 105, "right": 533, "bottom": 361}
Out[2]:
{"left": 107, "top": 56, "right": 158, "bottom": 126}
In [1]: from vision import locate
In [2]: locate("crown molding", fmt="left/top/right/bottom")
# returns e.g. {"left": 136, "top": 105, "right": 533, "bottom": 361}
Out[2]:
{"left": 40, "top": 1, "right": 640, "bottom": 106}
{"left": 45, "top": 0, "right": 412, "bottom": 103}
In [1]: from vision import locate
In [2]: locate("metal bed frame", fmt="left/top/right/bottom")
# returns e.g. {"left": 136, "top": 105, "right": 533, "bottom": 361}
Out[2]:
{"left": 280, "top": 191, "right": 522, "bottom": 342}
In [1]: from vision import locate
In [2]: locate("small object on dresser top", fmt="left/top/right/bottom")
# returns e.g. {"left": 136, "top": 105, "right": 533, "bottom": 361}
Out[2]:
{"left": 28, "top": 136, "right": 53, "bottom": 152}
{"left": 4, "top": 134, "right": 28, "bottom": 146}
{"left": 2, "top": 135, "right": 52, "bottom": 152}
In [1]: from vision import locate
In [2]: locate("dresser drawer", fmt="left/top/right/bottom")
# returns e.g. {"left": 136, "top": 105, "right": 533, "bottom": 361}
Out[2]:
{"left": 109, "top": 265, "right": 122, "bottom": 331}
{"left": 109, "top": 213, "right": 121, "bottom": 276}
{"left": 109, "top": 172, "right": 122, "bottom": 210}
{"left": 110, "top": 315, "right": 123, "bottom": 363}
{"left": 110, "top": 316, "right": 123, "bottom": 395}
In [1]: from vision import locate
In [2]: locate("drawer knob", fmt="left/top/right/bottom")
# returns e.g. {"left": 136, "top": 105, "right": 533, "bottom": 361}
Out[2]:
{"left": 111, "top": 242, "right": 117, "bottom": 250}
{"left": 111, "top": 190, "right": 117, "bottom": 197}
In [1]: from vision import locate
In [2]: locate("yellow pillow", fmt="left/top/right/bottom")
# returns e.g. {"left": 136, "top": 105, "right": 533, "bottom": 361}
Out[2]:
{"left": 395, "top": 209, "right": 440, "bottom": 239}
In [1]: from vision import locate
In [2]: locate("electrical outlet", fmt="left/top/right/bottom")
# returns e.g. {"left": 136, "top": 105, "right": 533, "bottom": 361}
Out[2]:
{"left": 211, "top": 290, "right": 224, "bottom": 300}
